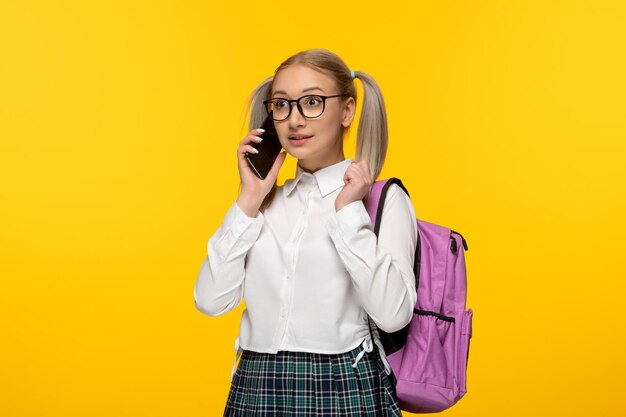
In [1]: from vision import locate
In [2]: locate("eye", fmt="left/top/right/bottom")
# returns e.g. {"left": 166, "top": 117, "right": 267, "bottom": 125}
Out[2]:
{"left": 273, "top": 99, "right": 288, "bottom": 108}
{"left": 304, "top": 96, "right": 322, "bottom": 106}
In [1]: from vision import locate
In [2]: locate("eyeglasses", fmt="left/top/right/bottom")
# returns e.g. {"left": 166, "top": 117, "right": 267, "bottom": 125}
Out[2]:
{"left": 263, "top": 94, "right": 350, "bottom": 121}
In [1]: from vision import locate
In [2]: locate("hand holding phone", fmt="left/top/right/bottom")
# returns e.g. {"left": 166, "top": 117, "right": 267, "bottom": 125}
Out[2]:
{"left": 236, "top": 119, "right": 286, "bottom": 217}
{"left": 245, "top": 116, "right": 283, "bottom": 180}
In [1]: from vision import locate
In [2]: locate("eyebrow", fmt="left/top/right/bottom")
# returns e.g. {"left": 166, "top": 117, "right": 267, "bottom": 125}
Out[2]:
{"left": 272, "top": 86, "right": 326, "bottom": 96}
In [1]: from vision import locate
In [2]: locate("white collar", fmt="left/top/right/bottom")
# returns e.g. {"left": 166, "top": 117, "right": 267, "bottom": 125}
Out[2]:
{"left": 284, "top": 158, "right": 353, "bottom": 198}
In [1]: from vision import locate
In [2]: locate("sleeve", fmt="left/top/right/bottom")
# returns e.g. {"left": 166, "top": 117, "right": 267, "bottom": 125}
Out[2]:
{"left": 193, "top": 201, "right": 265, "bottom": 317}
{"left": 325, "top": 184, "right": 418, "bottom": 333}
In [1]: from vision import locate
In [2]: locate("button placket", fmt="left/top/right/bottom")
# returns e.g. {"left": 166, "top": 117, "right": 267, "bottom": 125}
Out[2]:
{"left": 277, "top": 180, "right": 315, "bottom": 349}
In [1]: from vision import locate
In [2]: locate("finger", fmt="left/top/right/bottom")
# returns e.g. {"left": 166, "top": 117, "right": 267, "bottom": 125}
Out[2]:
{"left": 266, "top": 151, "right": 287, "bottom": 180}
{"left": 247, "top": 128, "right": 266, "bottom": 138}
{"left": 350, "top": 163, "right": 364, "bottom": 178}
{"left": 355, "top": 162, "right": 371, "bottom": 182}
{"left": 356, "top": 160, "right": 369, "bottom": 173}
{"left": 354, "top": 160, "right": 369, "bottom": 173}
{"left": 344, "top": 164, "right": 363, "bottom": 183}
{"left": 343, "top": 166, "right": 353, "bottom": 183}
{"left": 238, "top": 144, "right": 259, "bottom": 160}
{"left": 360, "top": 162, "right": 372, "bottom": 182}
{"left": 240, "top": 134, "right": 263, "bottom": 146}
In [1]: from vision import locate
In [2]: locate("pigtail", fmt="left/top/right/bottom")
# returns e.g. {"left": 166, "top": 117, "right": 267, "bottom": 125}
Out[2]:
{"left": 353, "top": 71, "right": 388, "bottom": 183}
{"left": 239, "top": 76, "right": 278, "bottom": 213}
{"left": 243, "top": 76, "right": 273, "bottom": 134}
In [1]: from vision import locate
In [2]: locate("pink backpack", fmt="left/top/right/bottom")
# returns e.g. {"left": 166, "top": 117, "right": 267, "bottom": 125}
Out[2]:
{"left": 365, "top": 178, "right": 473, "bottom": 413}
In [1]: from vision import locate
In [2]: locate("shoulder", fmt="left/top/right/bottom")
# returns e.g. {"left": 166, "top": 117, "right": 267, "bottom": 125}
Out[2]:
{"left": 384, "top": 182, "right": 406, "bottom": 198}
{"left": 375, "top": 181, "right": 418, "bottom": 244}
{"left": 378, "top": 181, "right": 417, "bottom": 227}
{"left": 379, "top": 181, "right": 412, "bottom": 207}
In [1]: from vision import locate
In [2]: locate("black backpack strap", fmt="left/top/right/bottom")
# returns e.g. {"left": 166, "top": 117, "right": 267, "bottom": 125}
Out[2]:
{"left": 373, "top": 178, "right": 410, "bottom": 239}
{"left": 367, "top": 177, "right": 418, "bottom": 357}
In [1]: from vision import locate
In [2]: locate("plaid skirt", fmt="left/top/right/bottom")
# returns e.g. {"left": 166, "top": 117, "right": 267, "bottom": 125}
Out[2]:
{"left": 223, "top": 341, "right": 401, "bottom": 417}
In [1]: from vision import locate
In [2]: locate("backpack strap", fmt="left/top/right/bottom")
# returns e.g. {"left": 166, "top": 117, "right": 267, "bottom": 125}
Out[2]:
{"left": 366, "top": 178, "right": 410, "bottom": 239}
{"left": 365, "top": 178, "right": 415, "bottom": 370}
{"left": 366, "top": 178, "right": 419, "bottom": 284}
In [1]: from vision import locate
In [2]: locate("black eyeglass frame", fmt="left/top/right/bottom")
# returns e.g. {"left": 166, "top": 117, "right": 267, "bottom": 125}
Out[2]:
{"left": 262, "top": 94, "right": 350, "bottom": 121}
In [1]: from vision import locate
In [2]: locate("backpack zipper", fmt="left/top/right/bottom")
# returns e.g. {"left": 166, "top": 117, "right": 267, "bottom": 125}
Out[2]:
{"left": 450, "top": 230, "right": 468, "bottom": 253}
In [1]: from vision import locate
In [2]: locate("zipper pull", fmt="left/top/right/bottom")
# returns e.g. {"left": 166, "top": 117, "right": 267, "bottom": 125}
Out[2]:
{"left": 450, "top": 230, "right": 469, "bottom": 251}
{"left": 450, "top": 236, "right": 458, "bottom": 253}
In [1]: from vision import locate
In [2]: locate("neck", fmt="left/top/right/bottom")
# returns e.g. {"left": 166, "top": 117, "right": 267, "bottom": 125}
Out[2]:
{"left": 298, "top": 150, "right": 346, "bottom": 173}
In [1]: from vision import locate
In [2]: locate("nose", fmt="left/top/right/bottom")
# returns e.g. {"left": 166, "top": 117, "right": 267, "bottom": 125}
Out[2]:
{"left": 287, "top": 102, "right": 306, "bottom": 128}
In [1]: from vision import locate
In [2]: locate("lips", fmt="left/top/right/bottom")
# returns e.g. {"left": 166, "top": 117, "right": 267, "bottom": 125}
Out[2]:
{"left": 289, "top": 135, "right": 313, "bottom": 140}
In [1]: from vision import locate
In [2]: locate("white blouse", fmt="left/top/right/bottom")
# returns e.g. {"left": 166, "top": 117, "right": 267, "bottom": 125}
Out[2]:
{"left": 194, "top": 158, "right": 418, "bottom": 374}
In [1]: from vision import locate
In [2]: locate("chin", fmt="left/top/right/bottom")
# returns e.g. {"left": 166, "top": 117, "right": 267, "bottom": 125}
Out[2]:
{"left": 284, "top": 146, "right": 310, "bottom": 159}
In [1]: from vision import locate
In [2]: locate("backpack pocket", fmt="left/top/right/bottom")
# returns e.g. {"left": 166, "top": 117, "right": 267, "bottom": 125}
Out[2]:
{"left": 387, "top": 308, "right": 472, "bottom": 413}
{"left": 457, "top": 308, "right": 473, "bottom": 395}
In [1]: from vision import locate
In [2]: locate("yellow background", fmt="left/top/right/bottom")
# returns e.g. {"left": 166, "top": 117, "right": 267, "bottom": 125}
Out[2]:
{"left": 1, "top": 1, "right": 625, "bottom": 416}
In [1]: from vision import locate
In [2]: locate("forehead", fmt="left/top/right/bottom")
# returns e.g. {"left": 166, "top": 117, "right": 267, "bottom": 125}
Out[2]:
{"left": 271, "top": 65, "right": 335, "bottom": 97}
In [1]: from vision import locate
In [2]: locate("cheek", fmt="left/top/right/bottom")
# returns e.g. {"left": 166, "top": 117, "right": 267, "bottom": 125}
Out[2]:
{"left": 320, "top": 116, "right": 343, "bottom": 138}
{"left": 322, "top": 108, "right": 344, "bottom": 131}
{"left": 275, "top": 125, "right": 289, "bottom": 146}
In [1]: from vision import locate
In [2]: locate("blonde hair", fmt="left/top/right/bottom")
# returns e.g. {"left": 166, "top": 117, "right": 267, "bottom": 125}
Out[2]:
{"left": 242, "top": 48, "right": 389, "bottom": 212}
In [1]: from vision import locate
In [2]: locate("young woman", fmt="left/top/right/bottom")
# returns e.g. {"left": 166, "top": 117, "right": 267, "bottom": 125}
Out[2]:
{"left": 194, "top": 48, "right": 418, "bottom": 416}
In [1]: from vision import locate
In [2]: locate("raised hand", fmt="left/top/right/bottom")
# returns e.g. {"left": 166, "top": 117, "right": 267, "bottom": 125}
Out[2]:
{"left": 335, "top": 160, "right": 372, "bottom": 212}
{"left": 236, "top": 127, "right": 286, "bottom": 217}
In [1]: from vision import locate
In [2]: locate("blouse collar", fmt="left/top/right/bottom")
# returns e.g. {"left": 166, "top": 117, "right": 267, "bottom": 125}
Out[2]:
{"left": 284, "top": 158, "right": 353, "bottom": 198}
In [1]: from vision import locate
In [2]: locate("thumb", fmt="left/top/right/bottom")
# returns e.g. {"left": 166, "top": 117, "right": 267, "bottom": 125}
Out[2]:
{"left": 267, "top": 151, "right": 287, "bottom": 181}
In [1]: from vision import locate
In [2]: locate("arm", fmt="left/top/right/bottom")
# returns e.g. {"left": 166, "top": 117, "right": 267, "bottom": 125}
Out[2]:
{"left": 325, "top": 184, "right": 418, "bottom": 332}
{"left": 193, "top": 201, "right": 264, "bottom": 316}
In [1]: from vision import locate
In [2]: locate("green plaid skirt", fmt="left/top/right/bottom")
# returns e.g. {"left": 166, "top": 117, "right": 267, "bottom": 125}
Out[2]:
{"left": 223, "top": 341, "right": 401, "bottom": 416}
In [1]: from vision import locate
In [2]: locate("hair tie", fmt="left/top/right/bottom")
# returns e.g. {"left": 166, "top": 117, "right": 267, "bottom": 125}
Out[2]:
{"left": 350, "top": 70, "right": 356, "bottom": 79}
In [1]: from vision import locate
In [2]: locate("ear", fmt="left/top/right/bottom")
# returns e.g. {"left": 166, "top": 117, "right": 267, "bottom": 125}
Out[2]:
{"left": 341, "top": 96, "right": 356, "bottom": 128}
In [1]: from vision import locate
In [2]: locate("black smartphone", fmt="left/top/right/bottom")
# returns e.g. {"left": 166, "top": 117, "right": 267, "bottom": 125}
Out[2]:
{"left": 245, "top": 116, "right": 283, "bottom": 180}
